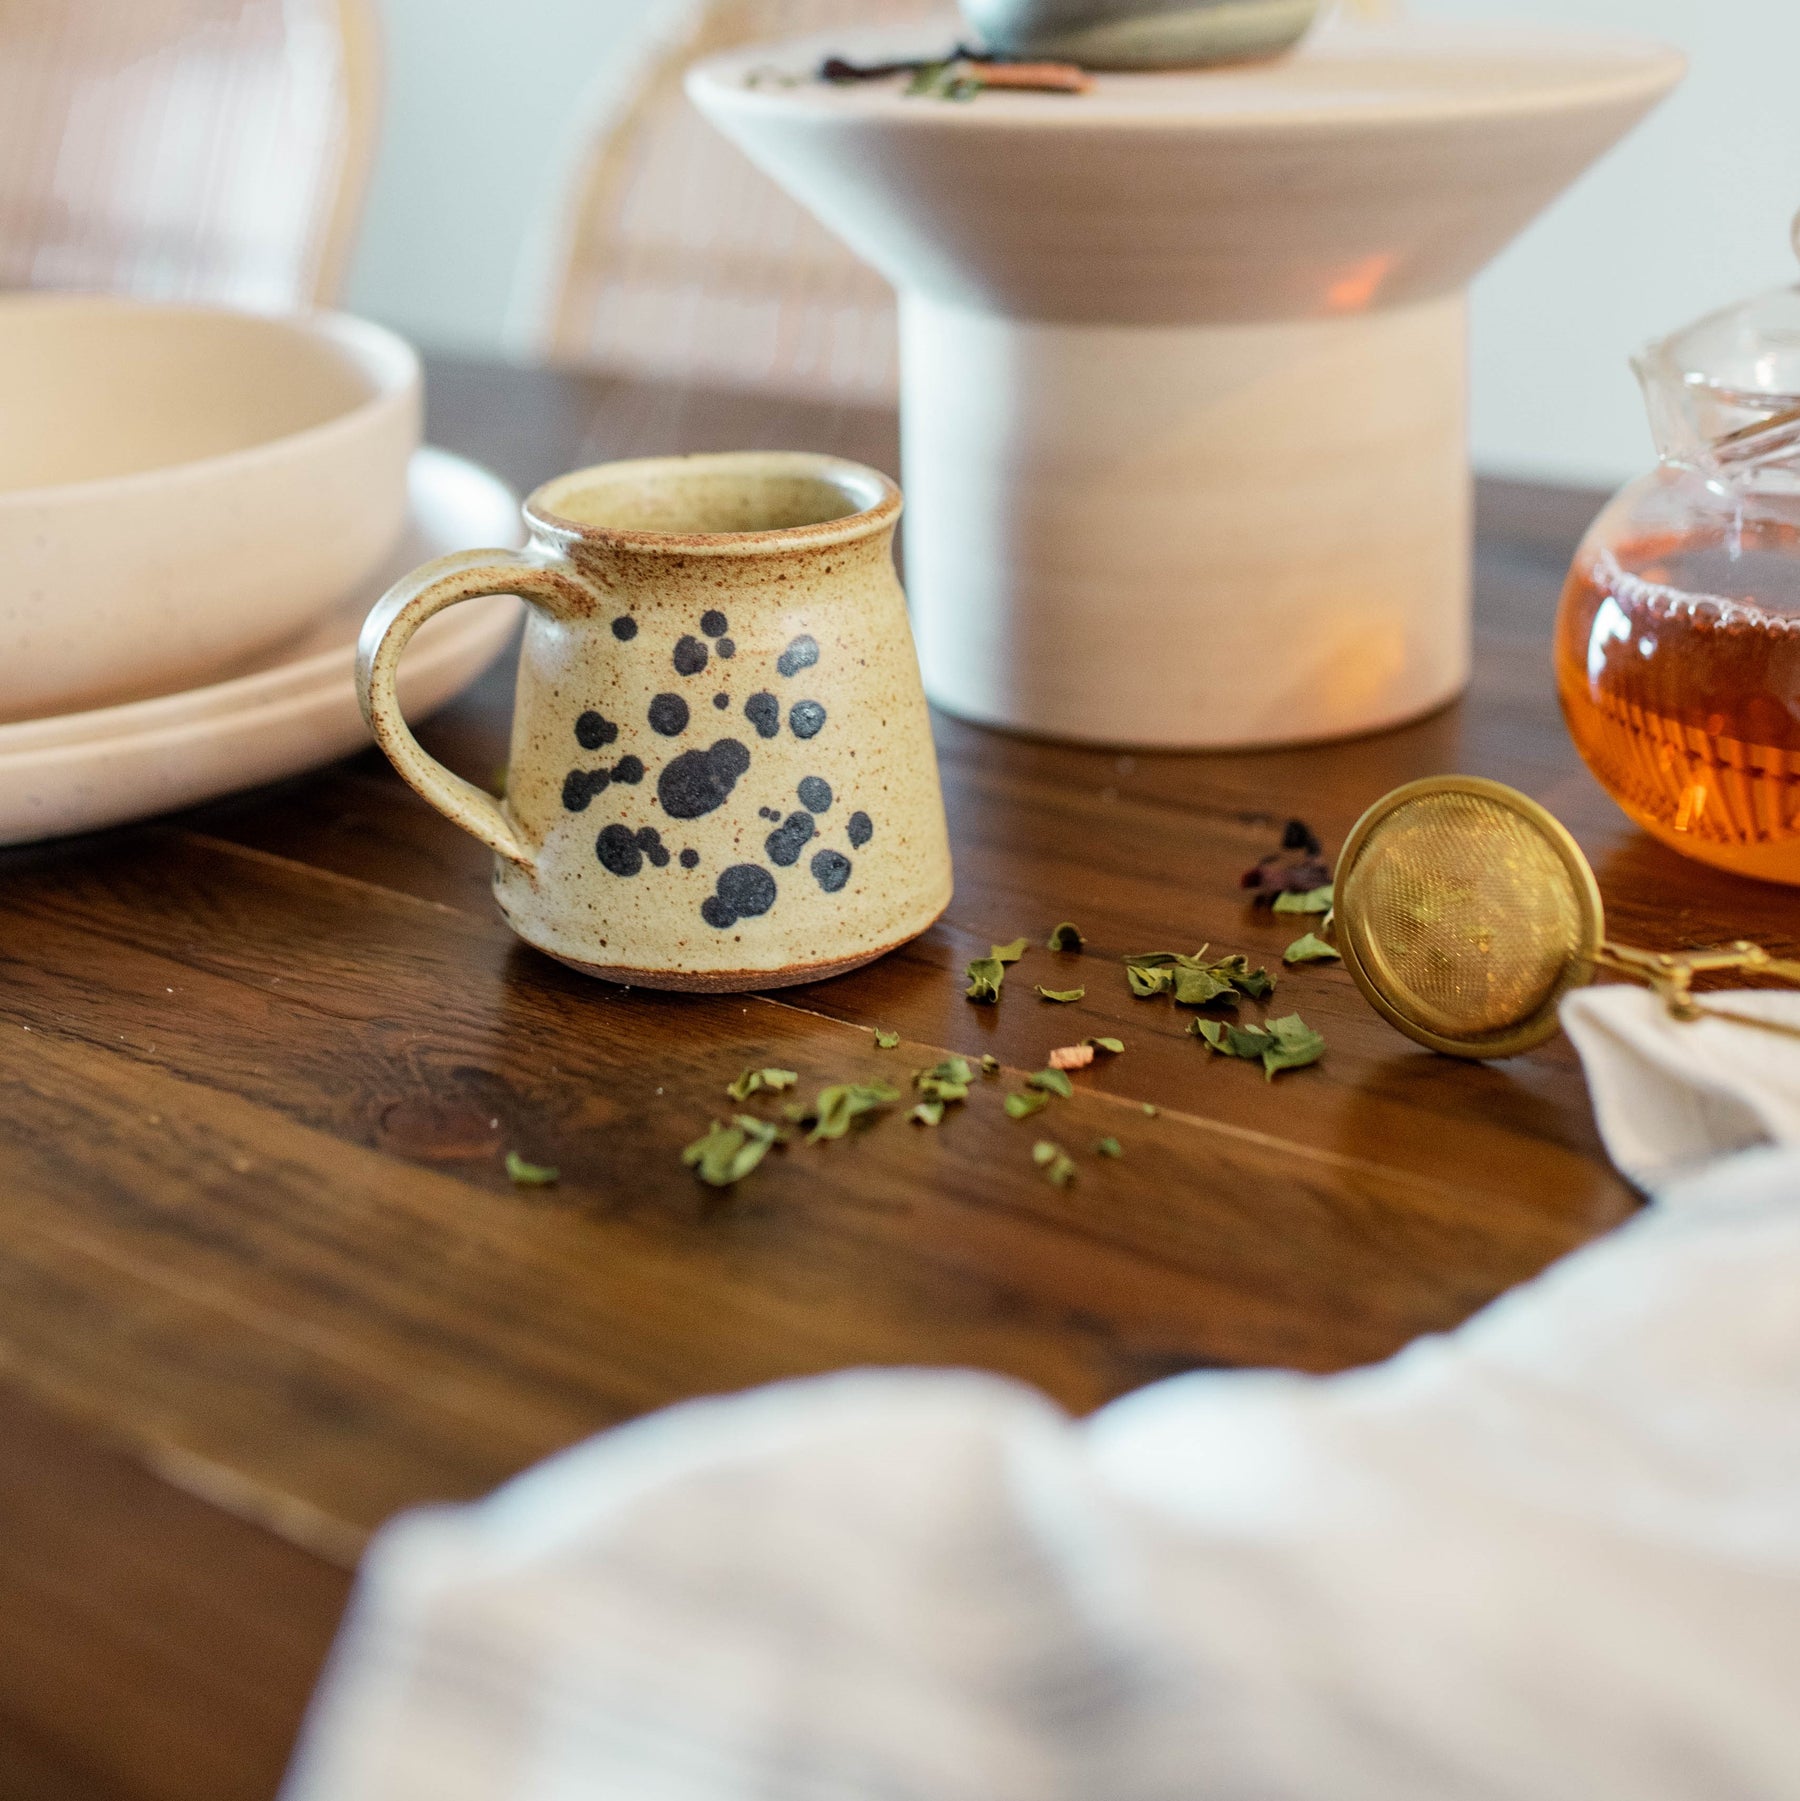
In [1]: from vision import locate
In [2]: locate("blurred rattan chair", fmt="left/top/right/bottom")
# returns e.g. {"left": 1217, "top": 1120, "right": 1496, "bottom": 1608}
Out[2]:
{"left": 0, "top": 0, "right": 379, "bottom": 309}
{"left": 537, "top": 0, "right": 947, "bottom": 406}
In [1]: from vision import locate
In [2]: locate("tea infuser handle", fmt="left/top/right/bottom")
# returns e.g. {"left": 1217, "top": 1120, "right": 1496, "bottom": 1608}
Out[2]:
{"left": 356, "top": 547, "right": 595, "bottom": 872}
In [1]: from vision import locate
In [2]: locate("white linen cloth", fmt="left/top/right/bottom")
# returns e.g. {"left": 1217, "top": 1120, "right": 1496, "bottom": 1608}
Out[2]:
{"left": 284, "top": 990, "right": 1800, "bottom": 1801}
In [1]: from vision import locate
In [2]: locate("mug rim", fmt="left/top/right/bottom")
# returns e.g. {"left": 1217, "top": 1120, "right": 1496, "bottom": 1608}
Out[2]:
{"left": 525, "top": 450, "right": 900, "bottom": 556}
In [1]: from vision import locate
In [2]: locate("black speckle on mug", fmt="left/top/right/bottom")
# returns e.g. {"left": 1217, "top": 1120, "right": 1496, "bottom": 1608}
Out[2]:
{"left": 798, "top": 776, "right": 832, "bottom": 814}
{"left": 700, "top": 896, "right": 736, "bottom": 929}
{"left": 765, "top": 811, "right": 815, "bottom": 868}
{"left": 611, "top": 754, "right": 645, "bottom": 785}
{"left": 635, "top": 825, "right": 671, "bottom": 868}
{"left": 847, "top": 810, "right": 873, "bottom": 848}
{"left": 811, "top": 848, "right": 852, "bottom": 893}
{"left": 673, "top": 635, "right": 708, "bottom": 677}
{"left": 563, "top": 768, "right": 609, "bottom": 811}
{"left": 680, "top": 848, "right": 700, "bottom": 869}
{"left": 720, "top": 864, "right": 776, "bottom": 916}
{"left": 712, "top": 692, "right": 729, "bottom": 710}
{"left": 648, "top": 692, "right": 689, "bottom": 736}
{"left": 700, "top": 609, "right": 728, "bottom": 637}
{"left": 597, "top": 823, "right": 643, "bottom": 876}
{"left": 789, "top": 699, "right": 826, "bottom": 740}
{"left": 777, "top": 634, "right": 819, "bottom": 678}
{"left": 575, "top": 710, "right": 618, "bottom": 751}
{"left": 744, "top": 692, "right": 779, "bottom": 739}
{"left": 611, "top": 616, "right": 637, "bottom": 641}
{"left": 758, "top": 806, "right": 781, "bottom": 822}
{"left": 657, "top": 737, "right": 751, "bottom": 819}
{"left": 716, "top": 637, "right": 735, "bottom": 659}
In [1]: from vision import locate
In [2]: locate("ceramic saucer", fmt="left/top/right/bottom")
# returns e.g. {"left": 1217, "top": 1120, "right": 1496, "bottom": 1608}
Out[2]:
{"left": 0, "top": 447, "right": 523, "bottom": 845}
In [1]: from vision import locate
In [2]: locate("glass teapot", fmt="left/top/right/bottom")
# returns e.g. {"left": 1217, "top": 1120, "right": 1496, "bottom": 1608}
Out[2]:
{"left": 1556, "top": 248, "right": 1800, "bottom": 886}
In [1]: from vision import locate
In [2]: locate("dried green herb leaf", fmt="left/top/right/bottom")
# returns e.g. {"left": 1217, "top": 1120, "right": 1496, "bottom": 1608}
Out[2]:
{"left": 909, "top": 1099, "right": 946, "bottom": 1126}
{"left": 1048, "top": 921, "right": 1084, "bottom": 952}
{"left": 1035, "top": 985, "right": 1086, "bottom": 1004}
{"left": 1126, "top": 962, "right": 1175, "bottom": 999}
{"left": 1094, "top": 1136, "right": 1122, "bottom": 1159}
{"left": 680, "top": 1114, "right": 787, "bottom": 1187}
{"left": 980, "top": 1054, "right": 1001, "bottom": 1076}
{"left": 1173, "top": 965, "right": 1237, "bottom": 1007}
{"left": 966, "top": 956, "right": 1006, "bottom": 1004}
{"left": 1032, "top": 1140, "right": 1077, "bottom": 1186}
{"left": 504, "top": 1150, "right": 559, "bottom": 1187}
{"left": 875, "top": 1027, "right": 901, "bottom": 1049}
{"left": 803, "top": 1081, "right": 901, "bottom": 1142}
{"left": 918, "top": 1056, "right": 974, "bottom": 1087}
{"left": 1027, "top": 1067, "right": 1075, "bottom": 1099}
{"left": 1233, "top": 965, "right": 1278, "bottom": 1000}
{"left": 725, "top": 1066, "right": 799, "bottom": 1102}
{"left": 1283, "top": 931, "right": 1341, "bottom": 965}
{"left": 992, "top": 938, "right": 1030, "bottom": 964}
{"left": 1081, "top": 1036, "right": 1124, "bottom": 1054}
{"left": 1190, "top": 1012, "right": 1325, "bottom": 1079}
{"left": 1272, "top": 884, "right": 1335, "bottom": 916}
{"left": 1004, "top": 1088, "right": 1050, "bottom": 1119}
{"left": 1258, "top": 1014, "right": 1327, "bottom": 1080}
{"left": 1142, "top": 1102, "right": 1158, "bottom": 1117}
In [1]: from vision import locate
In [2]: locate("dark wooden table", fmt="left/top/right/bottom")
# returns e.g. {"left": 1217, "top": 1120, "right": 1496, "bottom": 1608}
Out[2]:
{"left": 4, "top": 358, "right": 1796, "bottom": 1801}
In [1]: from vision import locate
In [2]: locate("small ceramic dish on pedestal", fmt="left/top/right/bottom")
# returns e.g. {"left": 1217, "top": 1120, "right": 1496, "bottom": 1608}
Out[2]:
{"left": 690, "top": 20, "right": 1684, "bottom": 748}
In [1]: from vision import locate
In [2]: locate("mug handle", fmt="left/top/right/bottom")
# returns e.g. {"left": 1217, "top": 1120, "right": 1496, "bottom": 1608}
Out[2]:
{"left": 356, "top": 547, "right": 596, "bottom": 873}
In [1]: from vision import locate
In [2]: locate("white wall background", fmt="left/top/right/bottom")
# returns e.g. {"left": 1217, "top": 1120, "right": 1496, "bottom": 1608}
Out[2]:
{"left": 343, "top": 0, "right": 1800, "bottom": 489}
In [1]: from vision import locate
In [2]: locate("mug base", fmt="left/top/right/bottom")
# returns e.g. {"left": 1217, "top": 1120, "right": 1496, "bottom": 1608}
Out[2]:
{"left": 524, "top": 905, "right": 947, "bottom": 993}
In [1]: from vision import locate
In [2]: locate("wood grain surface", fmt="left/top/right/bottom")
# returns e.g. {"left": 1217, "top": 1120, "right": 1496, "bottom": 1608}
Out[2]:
{"left": 3, "top": 357, "right": 1794, "bottom": 1801}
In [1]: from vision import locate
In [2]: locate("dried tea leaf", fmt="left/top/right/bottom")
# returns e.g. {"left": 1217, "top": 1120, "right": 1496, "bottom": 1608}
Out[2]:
{"left": 1142, "top": 1102, "right": 1158, "bottom": 1117}
{"left": 966, "top": 956, "right": 1006, "bottom": 1004}
{"left": 1048, "top": 921, "right": 1084, "bottom": 952}
{"left": 875, "top": 1028, "right": 901, "bottom": 1049}
{"left": 1241, "top": 816, "right": 1333, "bottom": 905}
{"left": 1172, "top": 965, "right": 1236, "bottom": 1007}
{"left": 1129, "top": 948, "right": 1274, "bottom": 1006}
{"left": 1272, "top": 884, "right": 1334, "bottom": 916}
{"left": 1283, "top": 818, "right": 1322, "bottom": 856}
{"left": 917, "top": 1056, "right": 974, "bottom": 1087}
{"left": 1191, "top": 1012, "right": 1325, "bottom": 1080}
{"left": 1027, "top": 1067, "right": 1075, "bottom": 1099}
{"left": 1032, "top": 1140, "right": 1077, "bottom": 1186}
{"left": 1126, "top": 962, "right": 1175, "bottom": 999}
{"left": 504, "top": 1150, "right": 559, "bottom": 1187}
{"left": 681, "top": 1114, "right": 786, "bottom": 1187}
{"left": 909, "top": 1099, "right": 946, "bottom": 1126}
{"left": 1259, "top": 1014, "right": 1327, "bottom": 1080}
{"left": 1094, "top": 1136, "right": 1122, "bottom": 1159}
{"left": 1284, "top": 931, "right": 1341, "bottom": 965}
{"left": 803, "top": 1081, "right": 901, "bottom": 1142}
{"left": 1035, "top": 985, "right": 1086, "bottom": 1004}
{"left": 1048, "top": 1043, "right": 1095, "bottom": 1072}
{"left": 1004, "top": 1088, "right": 1050, "bottom": 1120}
{"left": 914, "top": 1057, "right": 973, "bottom": 1107}
{"left": 1086, "top": 1036, "right": 1125, "bottom": 1054}
{"left": 993, "top": 938, "right": 1030, "bottom": 964}
{"left": 980, "top": 1054, "right": 1001, "bottom": 1076}
{"left": 726, "top": 1066, "right": 799, "bottom": 1102}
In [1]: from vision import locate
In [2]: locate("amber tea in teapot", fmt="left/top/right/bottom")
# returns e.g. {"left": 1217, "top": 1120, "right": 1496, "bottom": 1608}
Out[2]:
{"left": 1557, "top": 282, "right": 1800, "bottom": 885}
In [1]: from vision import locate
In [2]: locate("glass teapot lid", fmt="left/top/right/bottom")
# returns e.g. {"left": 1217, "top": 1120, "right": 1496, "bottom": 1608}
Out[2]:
{"left": 1636, "top": 212, "right": 1800, "bottom": 491}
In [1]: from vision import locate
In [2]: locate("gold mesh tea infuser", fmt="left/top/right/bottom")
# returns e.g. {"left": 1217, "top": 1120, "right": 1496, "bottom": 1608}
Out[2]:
{"left": 1333, "top": 776, "right": 1800, "bottom": 1060}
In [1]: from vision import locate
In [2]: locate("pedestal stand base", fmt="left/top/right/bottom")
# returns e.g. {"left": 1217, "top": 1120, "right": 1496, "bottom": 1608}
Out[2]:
{"left": 902, "top": 293, "right": 1472, "bottom": 748}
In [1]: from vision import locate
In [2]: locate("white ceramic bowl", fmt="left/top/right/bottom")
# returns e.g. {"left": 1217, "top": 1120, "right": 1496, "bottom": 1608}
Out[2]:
{"left": 0, "top": 294, "right": 420, "bottom": 720}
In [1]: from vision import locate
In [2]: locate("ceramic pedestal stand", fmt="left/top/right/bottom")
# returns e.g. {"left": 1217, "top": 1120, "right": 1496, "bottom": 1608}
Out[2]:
{"left": 690, "top": 23, "right": 1683, "bottom": 747}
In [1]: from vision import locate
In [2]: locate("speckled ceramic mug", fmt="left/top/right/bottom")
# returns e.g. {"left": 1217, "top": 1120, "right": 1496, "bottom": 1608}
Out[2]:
{"left": 357, "top": 451, "right": 952, "bottom": 990}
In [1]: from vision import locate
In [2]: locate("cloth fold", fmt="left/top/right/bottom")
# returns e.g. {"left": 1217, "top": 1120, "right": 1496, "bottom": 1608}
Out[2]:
{"left": 284, "top": 990, "right": 1800, "bottom": 1801}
